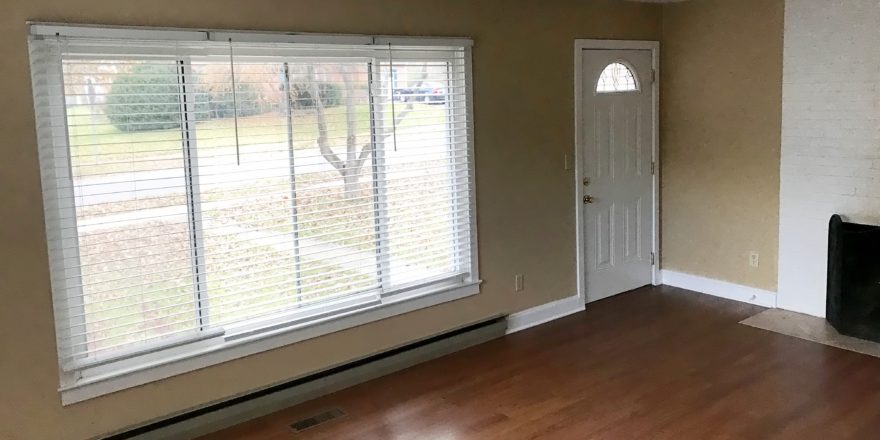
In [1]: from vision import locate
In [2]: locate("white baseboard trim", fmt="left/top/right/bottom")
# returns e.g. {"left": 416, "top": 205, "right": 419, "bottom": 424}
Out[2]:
{"left": 506, "top": 295, "right": 585, "bottom": 334}
{"left": 661, "top": 270, "right": 777, "bottom": 308}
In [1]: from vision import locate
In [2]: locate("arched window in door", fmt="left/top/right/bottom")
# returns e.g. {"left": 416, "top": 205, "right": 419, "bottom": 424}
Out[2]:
{"left": 596, "top": 62, "right": 639, "bottom": 93}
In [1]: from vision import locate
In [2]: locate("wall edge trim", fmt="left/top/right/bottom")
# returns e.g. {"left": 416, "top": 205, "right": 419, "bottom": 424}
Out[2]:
{"left": 661, "top": 270, "right": 777, "bottom": 308}
{"left": 506, "top": 294, "right": 585, "bottom": 334}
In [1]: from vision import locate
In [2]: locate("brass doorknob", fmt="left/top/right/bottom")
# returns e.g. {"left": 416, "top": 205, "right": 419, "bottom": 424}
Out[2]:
{"left": 583, "top": 195, "right": 595, "bottom": 204}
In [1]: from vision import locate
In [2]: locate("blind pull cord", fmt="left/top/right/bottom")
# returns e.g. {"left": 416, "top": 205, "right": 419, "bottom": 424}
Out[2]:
{"left": 388, "top": 43, "right": 398, "bottom": 152}
{"left": 229, "top": 38, "right": 241, "bottom": 165}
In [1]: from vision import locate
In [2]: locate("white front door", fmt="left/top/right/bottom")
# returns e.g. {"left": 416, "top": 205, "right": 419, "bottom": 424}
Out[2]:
{"left": 580, "top": 48, "right": 655, "bottom": 303}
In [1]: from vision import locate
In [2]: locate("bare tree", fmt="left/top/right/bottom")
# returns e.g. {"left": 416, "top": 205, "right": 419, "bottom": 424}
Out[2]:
{"left": 305, "top": 65, "right": 423, "bottom": 198}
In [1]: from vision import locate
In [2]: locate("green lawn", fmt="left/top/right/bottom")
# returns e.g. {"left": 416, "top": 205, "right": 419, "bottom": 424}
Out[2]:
{"left": 79, "top": 221, "right": 374, "bottom": 354}
{"left": 67, "top": 103, "right": 445, "bottom": 177}
{"left": 68, "top": 104, "right": 369, "bottom": 150}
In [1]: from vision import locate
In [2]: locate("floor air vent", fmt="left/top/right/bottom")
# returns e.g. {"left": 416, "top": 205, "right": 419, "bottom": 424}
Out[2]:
{"left": 290, "top": 408, "right": 346, "bottom": 433}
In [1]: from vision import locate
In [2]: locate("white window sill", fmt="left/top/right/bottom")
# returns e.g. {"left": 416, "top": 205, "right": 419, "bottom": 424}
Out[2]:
{"left": 60, "top": 280, "right": 481, "bottom": 405}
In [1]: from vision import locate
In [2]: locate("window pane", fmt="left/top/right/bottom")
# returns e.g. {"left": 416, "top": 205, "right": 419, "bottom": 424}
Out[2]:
{"left": 597, "top": 62, "right": 638, "bottom": 93}
{"left": 194, "top": 60, "right": 380, "bottom": 328}
{"left": 286, "top": 62, "right": 380, "bottom": 301}
{"left": 62, "top": 58, "right": 198, "bottom": 362}
{"left": 190, "top": 59, "right": 305, "bottom": 326}
{"left": 383, "top": 60, "right": 468, "bottom": 286}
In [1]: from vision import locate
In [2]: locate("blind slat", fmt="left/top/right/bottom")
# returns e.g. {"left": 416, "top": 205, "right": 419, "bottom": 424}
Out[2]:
{"left": 61, "top": 245, "right": 470, "bottom": 328}
{"left": 66, "top": 189, "right": 470, "bottom": 254}
{"left": 56, "top": 213, "right": 473, "bottom": 289}
{"left": 49, "top": 177, "right": 472, "bottom": 230}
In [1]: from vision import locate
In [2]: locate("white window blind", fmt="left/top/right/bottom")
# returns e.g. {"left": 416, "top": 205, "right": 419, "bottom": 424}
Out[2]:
{"left": 28, "top": 26, "right": 477, "bottom": 389}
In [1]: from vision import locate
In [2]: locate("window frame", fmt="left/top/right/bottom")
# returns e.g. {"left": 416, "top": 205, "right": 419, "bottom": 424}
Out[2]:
{"left": 28, "top": 23, "right": 480, "bottom": 405}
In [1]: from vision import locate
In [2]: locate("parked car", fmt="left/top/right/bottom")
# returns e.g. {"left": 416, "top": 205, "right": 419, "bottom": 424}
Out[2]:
{"left": 392, "top": 86, "right": 415, "bottom": 102}
{"left": 393, "top": 82, "right": 447, "bottom": 104}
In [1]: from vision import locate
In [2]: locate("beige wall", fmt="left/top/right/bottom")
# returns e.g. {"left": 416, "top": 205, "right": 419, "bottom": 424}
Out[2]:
{"left": 660, "top": 0, "right": 784, "bottom": 291}
{"left": 0, "top": 1, "right": 661, "bottom": 438}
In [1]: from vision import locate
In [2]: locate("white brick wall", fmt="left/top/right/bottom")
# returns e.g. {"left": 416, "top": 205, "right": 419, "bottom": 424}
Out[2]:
{"left": 779, "top": 0, "right": 880, "bottom": 316}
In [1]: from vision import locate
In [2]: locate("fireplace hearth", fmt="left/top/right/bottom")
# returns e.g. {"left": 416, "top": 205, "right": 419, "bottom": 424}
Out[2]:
{"left": 827, "top": 215, "right": 880, "bottom": 343}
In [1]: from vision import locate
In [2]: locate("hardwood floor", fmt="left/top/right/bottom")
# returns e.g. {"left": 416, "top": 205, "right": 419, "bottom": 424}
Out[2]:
{"left": 201, "top": 286, "right": 880, "bottom": 439}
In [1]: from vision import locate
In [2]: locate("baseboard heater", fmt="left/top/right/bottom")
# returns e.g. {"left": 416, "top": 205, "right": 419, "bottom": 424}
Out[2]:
{"left": 105, "top": 316, "right": 507, "bottom": 440}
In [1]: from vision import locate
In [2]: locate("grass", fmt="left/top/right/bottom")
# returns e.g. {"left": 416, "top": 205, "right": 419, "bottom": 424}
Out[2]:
{"left": 75, "top": 167, "right": 458, "bottom": 356}
{"left": 192, "top": 164, "right": 459, "bottom": 272}
{"left": 67, "top": 104, "right": 370, "bottom": 152}
{"left": 66, "top": 102, "right": 446, "bottom": 177}
{"left": 78, "top": 220, "right": 374, "bottom": 355}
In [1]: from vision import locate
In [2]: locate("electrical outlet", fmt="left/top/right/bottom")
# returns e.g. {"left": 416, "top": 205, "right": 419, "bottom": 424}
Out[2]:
{"left": 514, "top": 274, "right": 524, "bottom": 292}
{"left": 749, "top": 252, "right": 760, "bottom": 268}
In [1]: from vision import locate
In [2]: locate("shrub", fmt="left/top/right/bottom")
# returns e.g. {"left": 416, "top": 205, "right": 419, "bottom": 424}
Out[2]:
{"left": 289, "top": 82, "right": 342, "bottom": 109}
{"left": 106, "top": 66, "right": 269, "bottom": 131}
{"left": 105, "top": 64, "right": 182, "bottom": 132}
{"left": 199, "top": 82, "right": 263, "bottom": 119}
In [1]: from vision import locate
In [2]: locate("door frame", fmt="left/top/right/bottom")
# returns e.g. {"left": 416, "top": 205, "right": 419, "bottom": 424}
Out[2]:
{"left": 574, "top": 39, "right": 661, "bottom": 304}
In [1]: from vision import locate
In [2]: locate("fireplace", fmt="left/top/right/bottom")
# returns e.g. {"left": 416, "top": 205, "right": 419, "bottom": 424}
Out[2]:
{"left": 827, "top": 215, "right": 880, "bottom": 342}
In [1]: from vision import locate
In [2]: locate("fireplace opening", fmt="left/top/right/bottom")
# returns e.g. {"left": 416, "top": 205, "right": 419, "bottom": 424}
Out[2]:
{"left": 827, "top": 214, "right": 880, "bottom": 342}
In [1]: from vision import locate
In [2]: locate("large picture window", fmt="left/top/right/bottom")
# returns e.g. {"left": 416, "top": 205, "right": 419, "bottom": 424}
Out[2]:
{"left": 28, "top": 25, "right": 477, "bottom": 402}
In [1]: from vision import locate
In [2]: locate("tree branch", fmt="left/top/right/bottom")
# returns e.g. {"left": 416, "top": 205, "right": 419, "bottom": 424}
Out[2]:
{"left": 353, "top": 102, "right": 414, "bottom": 170}
{"left": 306, "top": 65, "right": 342, "bottom": 171}
{"left": 341, "top": 65, "right": 358, "bottom": 165}
{"left": 316, "top": 62, "right": 430, "bottom": 175}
